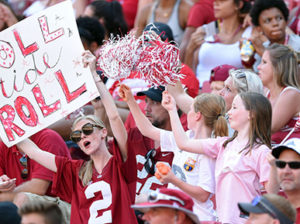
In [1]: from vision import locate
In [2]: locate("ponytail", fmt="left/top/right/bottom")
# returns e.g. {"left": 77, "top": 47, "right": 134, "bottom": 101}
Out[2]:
{"left": 214, "top": 114, "right": 228, "bottom": 137}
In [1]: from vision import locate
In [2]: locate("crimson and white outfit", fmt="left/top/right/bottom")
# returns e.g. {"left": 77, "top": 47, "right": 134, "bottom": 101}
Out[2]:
{"left": 52, "top": 141, "right": 137, "bottom": 224}
{"left": 268, "top": 86, "right": 300, "bottom": 145}
{"left": 127, "top": 127, "right": 174, "bottom": 196}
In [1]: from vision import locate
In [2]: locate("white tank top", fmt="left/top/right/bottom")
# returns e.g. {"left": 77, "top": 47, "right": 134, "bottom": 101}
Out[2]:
{"left": 196, "top": 26, "right": 252, "bottom": 87}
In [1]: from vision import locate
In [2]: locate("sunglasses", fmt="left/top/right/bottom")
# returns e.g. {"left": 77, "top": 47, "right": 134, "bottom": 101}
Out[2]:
{"left": 20, "top": 155, "right": 28, "bottom": 179}
{"left": 148, "top": 191, "right": 185, "bottom": 206}
{"left": 235, "top": 71, "right": 248, "bottom": 92}
{"left": 144, "top": 149, "right": 156, "bottom": 175}
{"left": 275, "top": 160, "right": 300, "bottom": 169}
{"left": 70, "top": 123, "right": 103, "bottom": 143}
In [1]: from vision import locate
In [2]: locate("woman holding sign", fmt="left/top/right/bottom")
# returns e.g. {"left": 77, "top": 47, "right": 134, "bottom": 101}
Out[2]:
{"left": 17, "top": 51, "right": 138, "bottom": 224}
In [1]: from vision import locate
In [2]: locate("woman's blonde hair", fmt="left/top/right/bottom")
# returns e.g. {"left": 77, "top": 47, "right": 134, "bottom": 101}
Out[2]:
{"left": 266, "top": 43, "right": 300, "bottom": 89}
{"left": 72, "top": 115, "right": 105, "bottom": 186}
{"left": 230, "top": 69, "right": 264, "bottom": 94}
{"left": 193, "top": 93, "right": 228, "bottom": 137}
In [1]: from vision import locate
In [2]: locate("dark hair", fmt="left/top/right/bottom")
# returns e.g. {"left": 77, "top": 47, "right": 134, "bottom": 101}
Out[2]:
{"left": 234, "top": 0, "right": 252, "bottom": 14}
{"left": 250, "top": 0, "right": 289, "bottom": 26}
{"left": 143, "top": 22, "right": 175, "bottom": 43}
{"left": 223, "top": 92, "right": 272, "bottom": 154}
{"left": 77, "top": 16, "right": 105, "bottom": 46}
{"left": 89, "top": 1, "right": 128, "bottom": 38}
{"left": 19, "top": 200, "right": 63, "bottom": 224}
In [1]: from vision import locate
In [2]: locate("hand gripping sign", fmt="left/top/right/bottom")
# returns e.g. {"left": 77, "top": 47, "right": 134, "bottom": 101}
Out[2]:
{"left": 0, "top": 0, "right": 99, "bottom": 147}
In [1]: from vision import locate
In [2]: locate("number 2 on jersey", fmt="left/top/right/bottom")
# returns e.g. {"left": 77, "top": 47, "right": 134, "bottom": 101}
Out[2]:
{"left": 85, "top": 181, "right": 112, "bottom": 224}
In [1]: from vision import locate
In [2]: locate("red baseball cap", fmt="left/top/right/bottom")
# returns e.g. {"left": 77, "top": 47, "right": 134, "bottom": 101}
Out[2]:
{"left": 180, "top": 64, "right": 199, "bottom": 98}
{"left": 131, "top": 188, "right": 200, "bottom": 224}
{"left": 210, "top": 64, "right": 237, "bottom": 83}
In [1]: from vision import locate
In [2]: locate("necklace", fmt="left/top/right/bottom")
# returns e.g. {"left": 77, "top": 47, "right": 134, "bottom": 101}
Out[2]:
{"left": 163, "top": 11, "right": 169, "bottom": 17}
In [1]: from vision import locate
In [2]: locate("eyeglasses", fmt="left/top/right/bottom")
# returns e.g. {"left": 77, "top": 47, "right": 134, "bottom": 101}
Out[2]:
{"left": 20, "top": 155, "right": 28, "bottom": 179}
{"left": 148, "top": 191, "right": 185, "bottom": 206}
{"left": 251, "top": 196, "right": 277, "bottom": 219}
{"left": 275, "top": 160, "right": 300, "bottom": 169}
{"left": 70, "top": 123, "right": 103, "bottom": 143}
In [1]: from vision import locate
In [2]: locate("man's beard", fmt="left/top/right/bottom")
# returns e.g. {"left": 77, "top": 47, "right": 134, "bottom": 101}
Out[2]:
{"left": 152, "top": 118, "right": 166, "bottom": 129}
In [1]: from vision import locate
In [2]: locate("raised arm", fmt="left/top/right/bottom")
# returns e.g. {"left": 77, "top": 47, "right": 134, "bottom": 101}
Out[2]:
{"left": 162, "top": 91, "right": 204, "bottom": 154}
{"left": 264, "top": 152, "right": 280, "bottom": 194}
{"left": 16, "top": 139, "right": 57, "bottom": 172}
{"left": 119, "top": 84, "right": 161, "bottom": 142}
{"left": 82, "top": 51, "right": 128, "bottom": 161}
{"left": 167, "top": 81, "right": 194, "bottom": 114}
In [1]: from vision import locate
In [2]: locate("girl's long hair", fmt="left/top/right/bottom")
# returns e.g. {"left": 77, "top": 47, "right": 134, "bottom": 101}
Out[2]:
{"left": 223, "top": 92, "right": 272, "bottom": 154}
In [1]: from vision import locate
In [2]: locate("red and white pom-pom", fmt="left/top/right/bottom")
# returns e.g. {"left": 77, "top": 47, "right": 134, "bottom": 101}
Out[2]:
{"left": 136, "top": 31, "right": 183, "bottom": 86}
{"left": 97, "top": 33, "right": 140, "bottom": 80}
{"left": 97, "top": 30, "right": 183, "bottom": 85}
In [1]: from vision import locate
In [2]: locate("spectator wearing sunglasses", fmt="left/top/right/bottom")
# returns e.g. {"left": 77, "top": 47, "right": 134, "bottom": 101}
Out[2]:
{"left": 238, "top": 194, "right": 296, "bottom": 224}
{"left": 132, "top": 188, "right": 200, "bottom": 224}
{"left": 167, "top": 69, "right": 263, "bottom": 138}
{"left": 162, "top": 91, "right": 274, "bottom": 223}
{"left": 16, "top": 51, "right": 138, "bottom": 224}
{"left": 269, "top": 138, "right": 300, "bottom": 223}
{"left": 120, "top": 84, "right": 228, "bottom": 221}
{"left": 0, "top": 129, "right": 71, "bottom": 223}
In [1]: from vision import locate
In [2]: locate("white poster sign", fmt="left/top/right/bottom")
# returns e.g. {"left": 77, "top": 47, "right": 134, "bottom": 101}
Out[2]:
{"left": 0, "top": 0, "right": 99, "bottom": 147}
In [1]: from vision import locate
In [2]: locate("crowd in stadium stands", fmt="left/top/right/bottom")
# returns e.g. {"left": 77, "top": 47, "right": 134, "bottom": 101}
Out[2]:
{"left": 0, "top": 0, "right": 299, "bottom": 223}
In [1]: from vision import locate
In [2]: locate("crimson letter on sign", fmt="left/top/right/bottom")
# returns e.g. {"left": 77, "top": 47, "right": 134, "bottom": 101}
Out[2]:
{"left": 15, "top": 96, "right": 38, "bottom": 127}
{"left": 55, "top": 70, "right": 87, "bottom": 103}
{"left": 13, "top": 29, "right": 39, "bottom": 57}
{"left": 38, "top": 16, "right": 64, "bottom": 43}
{"left": 0, "top": 105, "right": 25, "bottom": 141}
{"left": 32, "top": 85, "right": 61, "bottom": 117}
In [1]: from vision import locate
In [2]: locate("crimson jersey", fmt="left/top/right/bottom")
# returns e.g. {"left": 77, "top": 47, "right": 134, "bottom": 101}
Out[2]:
{"left": 0, "top": 129, "right": 71, "bottom": 197}
{"left": 127, "top": 127, "right": 174, "bottom": 195}
{"left": 52, "top": 141, "right": 137, "bottom": 224}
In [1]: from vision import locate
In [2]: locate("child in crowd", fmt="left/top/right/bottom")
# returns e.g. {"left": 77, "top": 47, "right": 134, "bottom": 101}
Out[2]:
{"left": 168, "top": 69, "right": 263, "bottom": 137}
{"left": 162, "top": 91, "right": 274, "bottom": 223}
{"left": 119, "top": 84, "right": 228, "bottom": 221}
{"left": 16, "top": 51, "right": 138, "bottom": 224}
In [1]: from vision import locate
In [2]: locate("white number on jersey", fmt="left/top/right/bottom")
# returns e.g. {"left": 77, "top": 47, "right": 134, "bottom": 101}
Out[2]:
{"left": 85, "top": 181, "right": 112, "bottom": 224}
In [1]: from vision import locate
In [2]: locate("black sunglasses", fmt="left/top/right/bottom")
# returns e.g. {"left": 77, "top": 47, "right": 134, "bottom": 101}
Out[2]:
{"left": 144, "top": 149, "right": 156, "bottom": 175}
{"left": 20, "top": 155, "right": 28, "bottom": 179}
{"left": 70, "top": 123, "right": 103, "bottom": 143}
{"left": 275, "top": 160, "right": 300, "bottom": 169}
